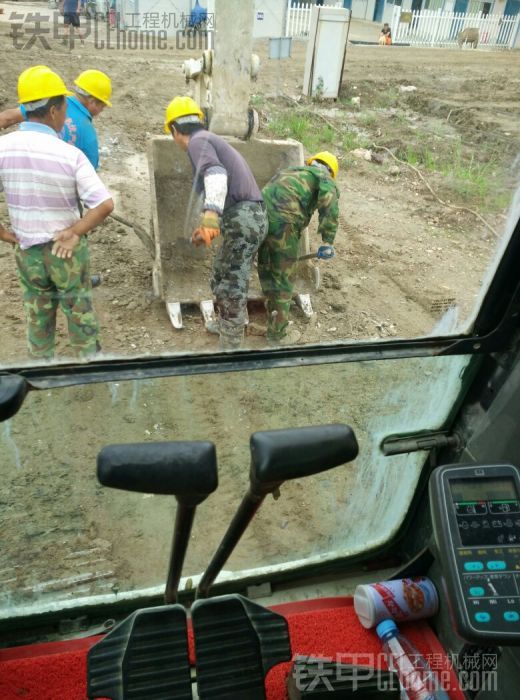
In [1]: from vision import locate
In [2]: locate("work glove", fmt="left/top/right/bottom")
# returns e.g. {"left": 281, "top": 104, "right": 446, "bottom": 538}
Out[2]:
{"left": 192, "top": 212, "right": 221, "bottom": 247}
{"left": 317, "top": 244, "right": 335, "bottom": 260}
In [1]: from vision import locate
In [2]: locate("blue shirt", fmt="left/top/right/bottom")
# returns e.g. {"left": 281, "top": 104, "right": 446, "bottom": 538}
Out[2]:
{"left": 61, "top": 96, "right": 99, "bottom": 170}
{"left": 63, "top": 0, "right": 79, "bottom": 13}
{"left": 20, "top": 95, "right": 99, "bottom": 170}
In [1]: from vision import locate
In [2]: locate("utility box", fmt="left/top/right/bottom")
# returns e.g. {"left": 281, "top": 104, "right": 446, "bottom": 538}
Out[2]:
{"left": 303, "top": 5, "right": 350, "bottom": 99}
{"left": 269, "top": 37, "right": 292, "bottom": 59}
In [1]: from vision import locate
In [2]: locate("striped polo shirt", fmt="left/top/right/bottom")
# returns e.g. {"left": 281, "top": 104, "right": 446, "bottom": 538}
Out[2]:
{"left": 0, "top": 122, "right": 111, "bottom": 250}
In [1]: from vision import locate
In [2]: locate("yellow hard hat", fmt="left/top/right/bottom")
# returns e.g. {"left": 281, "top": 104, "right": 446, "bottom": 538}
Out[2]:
{"left": 164, "top": 96, "right": 203, "bottom": 134}
{"left": 18, "top": 65, "right": 72, "bottom": 105}
{"left": 306, "top": 151, "right": 339, "bottom": 179}
{"left": 75, "top": 70, "right": 112, "bottom": 107}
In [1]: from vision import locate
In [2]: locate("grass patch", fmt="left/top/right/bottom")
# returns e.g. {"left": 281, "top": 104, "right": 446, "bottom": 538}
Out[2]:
{"left": 267, "top": 109, "right": 371, "bottom": 162}
{"left": 250, "top": 94, "right": 264, "bottom": 107}
{"left": 267, "top": 112, "right": 336, "bottom": 152}
{"left": 357, "top": 112, "right": 377, "bottom": 128}
{"left": 263, "top": 99, "right": 512, "bottom": 213}
{"left": 320, "top": 124, "right": 336, "bottom": 144}
{"left": 342, "top": 130, "right": 370, "bottom": 152}
{"left": 396, "top": 142, "right": 509, "bottom": 210}
{"left": 442, "top": 156, "right": 508, "bottom": 208}
{"left": 372, "top": 87, "right": 401, "bottom": 109}
{"left": 390, "top": 111, "right": 409, "bottom": 127}
{"left": 396, "top": 145, "right": 437, "bottom": 171}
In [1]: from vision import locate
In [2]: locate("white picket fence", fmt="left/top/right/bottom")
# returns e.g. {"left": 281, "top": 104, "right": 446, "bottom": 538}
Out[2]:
{"left": 391, "top": 7, "right": 520, "bottom": 49}
{"left": 285, "top": 1, "right": 343, "bottom": 38}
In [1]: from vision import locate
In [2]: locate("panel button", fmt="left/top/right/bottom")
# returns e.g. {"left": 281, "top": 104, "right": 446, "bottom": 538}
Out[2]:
{"left": 464, "top": 562, "right": 484, "bottom": 572}
{"left": 487, "top": 561, "right": 507, "bottom": 571}
{"left": 475, "top": 612, "right": 491, "bottom": 623}
{"left": 504, "top": 611, "right": 520, "bottom": 622}
{"left": 469, "top": 587, "right": 485, "bottom": 596}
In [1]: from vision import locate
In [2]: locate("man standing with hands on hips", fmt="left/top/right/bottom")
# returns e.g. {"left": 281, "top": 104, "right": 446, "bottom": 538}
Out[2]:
{"left": 0, "top": 66, "right": 114, "bottom": 360}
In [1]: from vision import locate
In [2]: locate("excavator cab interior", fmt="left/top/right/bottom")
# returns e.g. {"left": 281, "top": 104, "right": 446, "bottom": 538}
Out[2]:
{"left": 1, "top": 193, "right": 519, "bottom": 698}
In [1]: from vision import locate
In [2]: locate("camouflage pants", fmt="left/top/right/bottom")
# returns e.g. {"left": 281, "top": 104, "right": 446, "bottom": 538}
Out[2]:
{"left": 15, "top": 237, "right": 100, "bottom": 359}
{"left": 257, "top": 217, "right": 302, "bottom": 340}
{"left": 211, "top": 201, "right": 268, "bottom": 346}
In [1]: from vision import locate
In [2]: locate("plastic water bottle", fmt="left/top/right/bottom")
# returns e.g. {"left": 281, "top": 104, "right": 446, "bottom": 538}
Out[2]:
{"left": 376, "top": 620, "right": 450, "bottom": 700}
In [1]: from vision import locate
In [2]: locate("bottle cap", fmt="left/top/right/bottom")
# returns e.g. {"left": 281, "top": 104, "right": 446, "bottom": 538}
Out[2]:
{"left": 353, "top": 585, "right": 376, "bottom": 628}
{"left": 376, "top": 619, "right": 398, "bottom": 639}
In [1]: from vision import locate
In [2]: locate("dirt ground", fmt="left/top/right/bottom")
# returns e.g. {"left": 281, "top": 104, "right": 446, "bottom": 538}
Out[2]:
{"left": 0, "top": 7, "right": 518, "bottom": 363}
{"left": 0, "top": 6, "right": 519, "bottom": 613}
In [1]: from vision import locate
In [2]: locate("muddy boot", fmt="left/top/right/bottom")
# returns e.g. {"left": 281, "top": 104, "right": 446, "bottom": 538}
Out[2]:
{"left": 205, "top": 318, "right": 220, "bottom": 335}
{"left": 265, "top": 297, "right": 292, "bottom": 341}
{"left": 246, "top": 322, "right": 267, "bottom": 337}
{"left": 219, "top": 321, "right": 244, "bottom": 350}
{"left": 266, "top": 328, "right": 301, "bottom": 347}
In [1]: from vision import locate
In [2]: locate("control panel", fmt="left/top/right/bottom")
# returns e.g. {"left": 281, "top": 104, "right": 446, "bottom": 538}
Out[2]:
{"left": 430, "top": 464, "right": 520, "bottom": 645}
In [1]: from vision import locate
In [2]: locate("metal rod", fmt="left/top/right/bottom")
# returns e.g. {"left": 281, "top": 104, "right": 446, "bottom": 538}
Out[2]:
{"left": 381, "top": 432, "right": 461, "bottom": 456}
{"left": 196, "top": 490, "right": 264, "bottom": 599}
{"left": 165, "top": 503, "right": 197, "bottom": 604}
{"left": 109, "top": 212, "right": 155, "bottom": 258}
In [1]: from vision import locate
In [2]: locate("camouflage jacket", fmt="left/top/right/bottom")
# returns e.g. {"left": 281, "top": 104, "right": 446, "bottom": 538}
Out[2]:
{"left": 262, "top": 165, "right": 340, "bottom": 244}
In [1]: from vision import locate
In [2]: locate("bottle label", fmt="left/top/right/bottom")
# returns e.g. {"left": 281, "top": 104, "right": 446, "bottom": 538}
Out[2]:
{"left": 360, "top": 577, "right": 438, "bottom": 626}
{"left": 372, "top": 581, "right": 409, "bottom": 619}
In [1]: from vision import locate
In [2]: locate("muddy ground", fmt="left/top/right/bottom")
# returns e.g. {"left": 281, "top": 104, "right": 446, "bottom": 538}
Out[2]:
{"left": 0, "top": 7, "right": 519, "bottom": 613}
{"left": 0, "top": 11, "right": 518, "bottom": 362}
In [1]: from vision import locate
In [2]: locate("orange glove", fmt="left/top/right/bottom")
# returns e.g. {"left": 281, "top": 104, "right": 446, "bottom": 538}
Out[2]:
{"left": 192, "top": 212, "right": 220, "bottom": 247}
{"left": 192, "top": 226, "right": 220, "bottom": 247}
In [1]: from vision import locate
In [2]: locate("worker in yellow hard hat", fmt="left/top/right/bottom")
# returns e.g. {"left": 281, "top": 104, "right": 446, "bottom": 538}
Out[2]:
{"left": 0, "top": 68, "right": 112, "bottom": 170}
{"left": 165, "top": 95, "right": 268, "bottom": 350}
{"left": 0, "top": 66, "right": 114, "bottom": 359}
{"left": 257, "top": 151, "right": 340, "bottom": 345}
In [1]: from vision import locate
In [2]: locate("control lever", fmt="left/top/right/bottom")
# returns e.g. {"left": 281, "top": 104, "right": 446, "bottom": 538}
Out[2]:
{"left": 196, "top": 424, "right": 358, "bottom": 598}
{"left": 98, "top": 440, "right": 218, "bottom": 603}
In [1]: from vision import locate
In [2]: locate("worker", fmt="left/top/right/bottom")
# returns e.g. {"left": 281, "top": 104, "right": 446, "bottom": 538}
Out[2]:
{"left": 0, "top": 66, "right": 114, "bottom": 360}
{"left": 62, "top": 0, "right": 85, "bottom": 45}
{"left": 0, "top": 68, "right": 112, "bottom": 170}
{"left": 257, "top": 151, "right": 340, "bottom": 344}
{"left": 164, "top": 95, "right": 268, "bottom": 350}
{"left": 379, "top": 23, "right": 392, "bottom": 45}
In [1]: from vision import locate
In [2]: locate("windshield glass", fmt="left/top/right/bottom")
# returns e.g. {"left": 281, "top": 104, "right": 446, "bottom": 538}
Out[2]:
{"left": 1, "top": 353, "right": 472, "bottom": 618}
{"left": 0, "top": 15, "right": 518, "bottom": 368}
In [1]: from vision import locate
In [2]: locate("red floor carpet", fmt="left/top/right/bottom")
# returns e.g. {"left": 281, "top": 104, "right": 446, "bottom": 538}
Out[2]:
{"left": 0, "top": 596, "right": 464, "bottom": 699}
